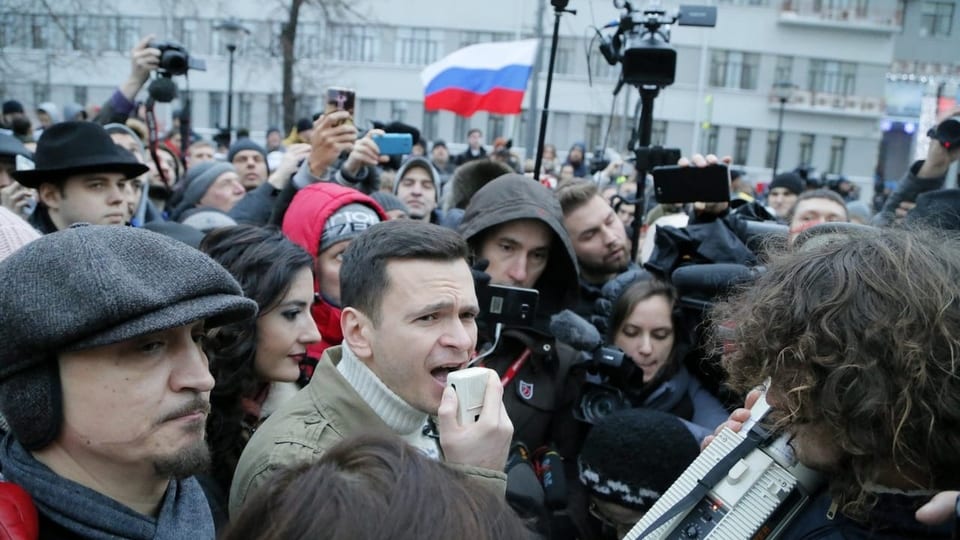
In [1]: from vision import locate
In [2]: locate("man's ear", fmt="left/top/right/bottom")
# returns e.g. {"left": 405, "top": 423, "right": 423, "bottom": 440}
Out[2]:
{"left": 341, "top": 307, "right": 373, "bottom": 360}
{"left": 37, "top": 182, "right": 62, "bottom": 211}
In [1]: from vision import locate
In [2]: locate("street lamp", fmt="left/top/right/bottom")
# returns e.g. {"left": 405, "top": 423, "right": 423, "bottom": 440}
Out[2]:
{"left": 215, "top": 18, "right": 250, "bottom": 145}
{"left": 771, "top": 80, "right": 796, "bottom": 177}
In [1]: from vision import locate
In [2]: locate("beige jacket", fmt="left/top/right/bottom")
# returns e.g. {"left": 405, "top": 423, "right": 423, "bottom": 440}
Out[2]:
{"left": 228, "top": 346, "right": 507, "bottom": 515}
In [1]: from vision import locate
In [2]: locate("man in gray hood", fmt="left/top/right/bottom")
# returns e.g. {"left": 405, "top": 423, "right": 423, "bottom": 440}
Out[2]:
{"left": 458, "top": 174, "right": 585, "bottom": 534}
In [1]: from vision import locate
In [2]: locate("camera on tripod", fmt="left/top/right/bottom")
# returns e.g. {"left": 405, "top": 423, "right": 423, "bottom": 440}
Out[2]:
{"left": 599, "top": 1, "right": 716, "bottom": 88}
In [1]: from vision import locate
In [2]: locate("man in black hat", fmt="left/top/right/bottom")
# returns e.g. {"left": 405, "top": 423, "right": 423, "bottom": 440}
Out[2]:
{"left": 0, "top": 224, "right": 257, "bottom": 538}
{"left": 13, "top": 121, "right": 147, "bottom": 234}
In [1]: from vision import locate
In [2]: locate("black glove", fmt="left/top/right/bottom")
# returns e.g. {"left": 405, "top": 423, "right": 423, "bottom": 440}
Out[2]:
{"left": 591, "top": 268, "right": 648, "bottom": 336}
{"left": 471, "top": 258, "right": 492, "bottom": 291}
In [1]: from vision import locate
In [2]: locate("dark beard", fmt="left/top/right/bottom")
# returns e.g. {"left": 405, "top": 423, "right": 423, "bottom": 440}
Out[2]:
{"left": 579, "top": 257, "right": 629, "bottom": 281}
{"left": 153, "top": 439, "right": 211, "bottom": 479}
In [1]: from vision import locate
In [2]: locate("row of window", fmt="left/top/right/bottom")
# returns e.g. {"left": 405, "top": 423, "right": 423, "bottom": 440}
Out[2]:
{"left": 712, "top": 51, "right": 858, "bottom": 96}
{"left": 702, "top": 125, "right": 846, "bottom": 173}
{"left": 921, "top": 1, "right": 955, "bottom": 37}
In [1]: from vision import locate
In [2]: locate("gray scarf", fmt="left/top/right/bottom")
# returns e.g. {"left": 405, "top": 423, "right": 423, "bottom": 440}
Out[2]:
{"left": 0, "top": 434, "right": 214, "bottom": 540}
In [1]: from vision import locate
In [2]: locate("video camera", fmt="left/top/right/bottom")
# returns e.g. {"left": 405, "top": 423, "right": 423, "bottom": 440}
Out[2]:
{"left": 599, "top": 1, "right": 716, "bottom": 88}
{"left": 928, "top": 116, "right": 960, "bottom": 150}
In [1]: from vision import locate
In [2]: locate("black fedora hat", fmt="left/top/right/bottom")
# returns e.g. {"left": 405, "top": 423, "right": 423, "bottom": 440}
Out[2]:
{"left": 12, "top": 121, "right": 148, "bottom": 188}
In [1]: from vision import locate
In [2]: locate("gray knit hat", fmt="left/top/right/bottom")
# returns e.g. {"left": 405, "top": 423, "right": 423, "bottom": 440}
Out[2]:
{"left": 0, "top": 224, "right": 257, "bottom": 449}
{"left": 171, "top": 161, "right": 236, "bottom": 220}
{"left": 227, "top": 138, "right": 268, "bottom": 165}
{"left": 320, "top": 203, "right": 381, "bottom": 252}
{"left": 370, "top": 192, "right": 409, "bottom": 216}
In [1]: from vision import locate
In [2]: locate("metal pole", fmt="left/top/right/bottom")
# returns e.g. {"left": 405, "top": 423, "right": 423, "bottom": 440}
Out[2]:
{"left": 533, "top": 9, "right": 565, "bottom": 181}
{"left": 226, "top": 44, "right": 236, "bottom": 145}
{"left": 772, "top": 97, "right": 786, "bottom": 177}
{"left": 524, "top": 0, "right": 547, "bottom": 158}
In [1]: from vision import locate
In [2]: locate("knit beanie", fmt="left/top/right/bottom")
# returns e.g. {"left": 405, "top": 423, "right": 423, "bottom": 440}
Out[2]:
{"left": 394, "top": 156, "right": 440, "bottom": 203}
{"left": 320, "top": 203, "right": 380, "bottom": 252}
{"left": 0, "top": 207, "right": 40, "bottom": 263}
{"left": 0, "top": 224, "right": 257, "bottom": 450}
{"left": 370, "top": 192, "right": 409, "bottom": 216}
{"left": 227, "top": 138, "right": 268, "bottom": 165}
{"left": 768, "top": 172, "right": 804, "bottom": 196}
{"left": 578, "top": 408, "right": 700, "bottom": 511}
{"left": 180, "top": 208, "right": 238, "bottom": 233}
{"left": 172, "top": 161, "right": 235, "bottom": 220}
{"left": 2, "top": 100, "right": 24, "bottom": 115}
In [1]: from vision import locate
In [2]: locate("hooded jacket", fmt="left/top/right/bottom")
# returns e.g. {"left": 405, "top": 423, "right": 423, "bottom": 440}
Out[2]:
{"left": 458, "top": 174, "right": 580, "bottom": 316}
{"left": 281, "top": 183, "right": 388, "bottom": 362}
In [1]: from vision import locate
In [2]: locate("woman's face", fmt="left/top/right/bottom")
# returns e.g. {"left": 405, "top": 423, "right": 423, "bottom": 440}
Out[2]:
{"left": 614, "top": 294, "right": 675, "bottom": 383}
{"left": 254, "top": 267, "right": 321, "bottom": 382}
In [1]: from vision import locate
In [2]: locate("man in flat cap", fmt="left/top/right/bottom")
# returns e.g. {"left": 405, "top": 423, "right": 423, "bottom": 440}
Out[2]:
{"left": 12, "top": 121, "right": 148, "bottom": 234}
{"left": 0, "top": 224, "right": 257, "bottom": 538}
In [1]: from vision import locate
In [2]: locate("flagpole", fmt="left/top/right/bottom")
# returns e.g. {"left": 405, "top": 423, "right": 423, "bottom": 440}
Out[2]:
{"left": 533, "top": 0, "right": 576, "bottom": 182}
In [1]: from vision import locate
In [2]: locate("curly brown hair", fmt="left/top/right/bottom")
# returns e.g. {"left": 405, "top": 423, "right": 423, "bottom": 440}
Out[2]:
{"left": 709, "top": 226, "right": 960, "bottom": 519}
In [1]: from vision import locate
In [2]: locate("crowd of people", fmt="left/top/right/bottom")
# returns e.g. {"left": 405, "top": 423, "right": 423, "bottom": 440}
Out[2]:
{"left": 0, "top": 37, "right": 959, "bottom": 540}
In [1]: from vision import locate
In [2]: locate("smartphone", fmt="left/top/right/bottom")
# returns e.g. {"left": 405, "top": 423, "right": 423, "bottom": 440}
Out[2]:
{"left": 477, "top": 284, "right": 539, "bottom": 328}
{"left": 372, "top": 133, "right": 413, "bottom": 156}
{"left": 652, "top": 163, "right": 730, "bottom": 204}
{"left": 323, "top": 86, "right": 355, "bottom": 126}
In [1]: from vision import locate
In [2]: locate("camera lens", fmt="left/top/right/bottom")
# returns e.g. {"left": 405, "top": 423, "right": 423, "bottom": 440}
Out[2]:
{"left": 161, "top": 50, "right": 189, "bottom": 76}
{"left": 579, "top": 387, "right": 629, "bottom": 424}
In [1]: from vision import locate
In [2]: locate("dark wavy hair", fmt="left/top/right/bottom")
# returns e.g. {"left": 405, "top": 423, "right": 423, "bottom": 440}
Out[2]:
{"left": 221, "top": 433, "right": 532, "bottom": 540}
{"left": 200, "top": 225, "right": 314, "bottom": 495}
{"left": 709, "top": 226, "right": 960, "bottom": 519}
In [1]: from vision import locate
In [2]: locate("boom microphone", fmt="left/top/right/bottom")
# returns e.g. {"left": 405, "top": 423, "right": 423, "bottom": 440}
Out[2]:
{"left": 670, "top": 263, "right": 758, "bottom": 297}
{"left": 549, "top": 309, "right": 602, "bottom": 352}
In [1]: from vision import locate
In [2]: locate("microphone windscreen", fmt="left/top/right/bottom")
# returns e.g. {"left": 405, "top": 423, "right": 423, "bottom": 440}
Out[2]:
{"left": 549, "top": 309, "right": 602, "bottom": 352}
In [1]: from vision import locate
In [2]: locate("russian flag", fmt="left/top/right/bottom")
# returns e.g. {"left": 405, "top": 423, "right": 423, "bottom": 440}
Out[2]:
{"left": 421, "top": 39, "right": 539, "bottom": 117}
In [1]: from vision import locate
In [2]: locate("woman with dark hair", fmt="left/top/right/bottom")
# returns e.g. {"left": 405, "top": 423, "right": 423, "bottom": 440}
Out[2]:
{"left": 199, "top": 225, "right": 320, "bottom": 513}
{"left": 222, "top": 433, "right": 531, "bottom": 540}
{"left": 608, "top": 277, "right": 728, "bottom": 442}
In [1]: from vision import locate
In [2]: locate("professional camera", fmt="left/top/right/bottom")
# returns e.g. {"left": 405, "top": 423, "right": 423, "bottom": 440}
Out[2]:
{"left": 589, "top": 146, "right": 611, "bottom": 176}
{"left": 599, "top": 1, "right": 716, "bottom": 88}
{"left": 148, "top": 40, "right": 206, "bottom": 77}
{"left": 928, "top": 116, "right": 960, "bottom": 150}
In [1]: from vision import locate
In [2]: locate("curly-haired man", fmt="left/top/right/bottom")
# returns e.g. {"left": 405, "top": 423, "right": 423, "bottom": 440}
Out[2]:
{"left": 711, "top": 226, "right": 960, "bottom": 538}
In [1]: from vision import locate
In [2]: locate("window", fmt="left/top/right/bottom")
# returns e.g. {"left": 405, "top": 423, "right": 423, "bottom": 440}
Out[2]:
{"left": 808, "top": 59, "right": 857, "bottom": 96}
{"left": 391, "top": 100, "right": 408, "bottom": 123}
{"left": 585, "top": 115, "right": 604, "bottom": 150}
{"left": 734, "top": 128, "right": 751, "bottom": 165}
{"left": 31, "top": 15, "right": 49, "bottom": 49}
{"left": 296, "top": 27, "right": 325, "bottom": 58}
{"left": 454, "top": 116, "right": 470, "bottom": 142}
{"left": 74, "top": 86, "right": 88, "bottom": 107}
{"left": 176, "top": 18, "right": 198, "bottom": 54}
{"left": 328, "top": 25, "right": 380, "bottom": 63}
{"left": 799, "top": 133, "right": 815, "bottom": 165}
{"left": 32, "top": 82, "right": 49, "bottom": 106}
{"left": 267, "top": 94, "right": 282, "bottom": 131}
{"left": 209, "top": 92, "right": 224, "bottom": 128}
{"left": 487, "top": 115, "right": 505, "bottom": 139}
{"left": 1, "top": 14, "right": 30, "bottom": 48}
{"left": 774, "top": 56, "right": 794, "bottom": 85}
{"left": 709, "top": 50, "right": 760, "bottom": 90}
{"left": 705, "top": 125, "right": 719, "bottom": 156}
{"left": 459, "top": 31, "right": 512, "bottom": 48}
{"left": 555, "top": 44, "right": 575, "bottom": 75}
{"left": 422, "top": 109, "right": 438, "bottom": 141}
{"left": 357, "top": 98, "right": 377, "bottom": 124}
{"left": 396, "top": 27, "right": 440, "bottom": 65}
{"left": 765, "top": 131, "right": 779, "bottom": 169}
{"left": 921, "top": 1, "right": 955, "bottom": 37}
{"left": 238, "top": 93, "right": 253, "bottom": 129}
{"left": 651, "top": 120, "right": 668, "bottom": 147}
{"left": 828, "top": 136, "right": 845, "bottom": 173}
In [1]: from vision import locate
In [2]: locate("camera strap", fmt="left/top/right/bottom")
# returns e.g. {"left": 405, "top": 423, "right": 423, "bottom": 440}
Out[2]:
{"left": 632, "top": 425, "right": 767, "bottom": 539}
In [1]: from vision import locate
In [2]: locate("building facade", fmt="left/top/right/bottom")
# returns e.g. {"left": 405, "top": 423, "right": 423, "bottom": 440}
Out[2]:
{"left": 0, "top": 0, "right": 916, "bottom": 184}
